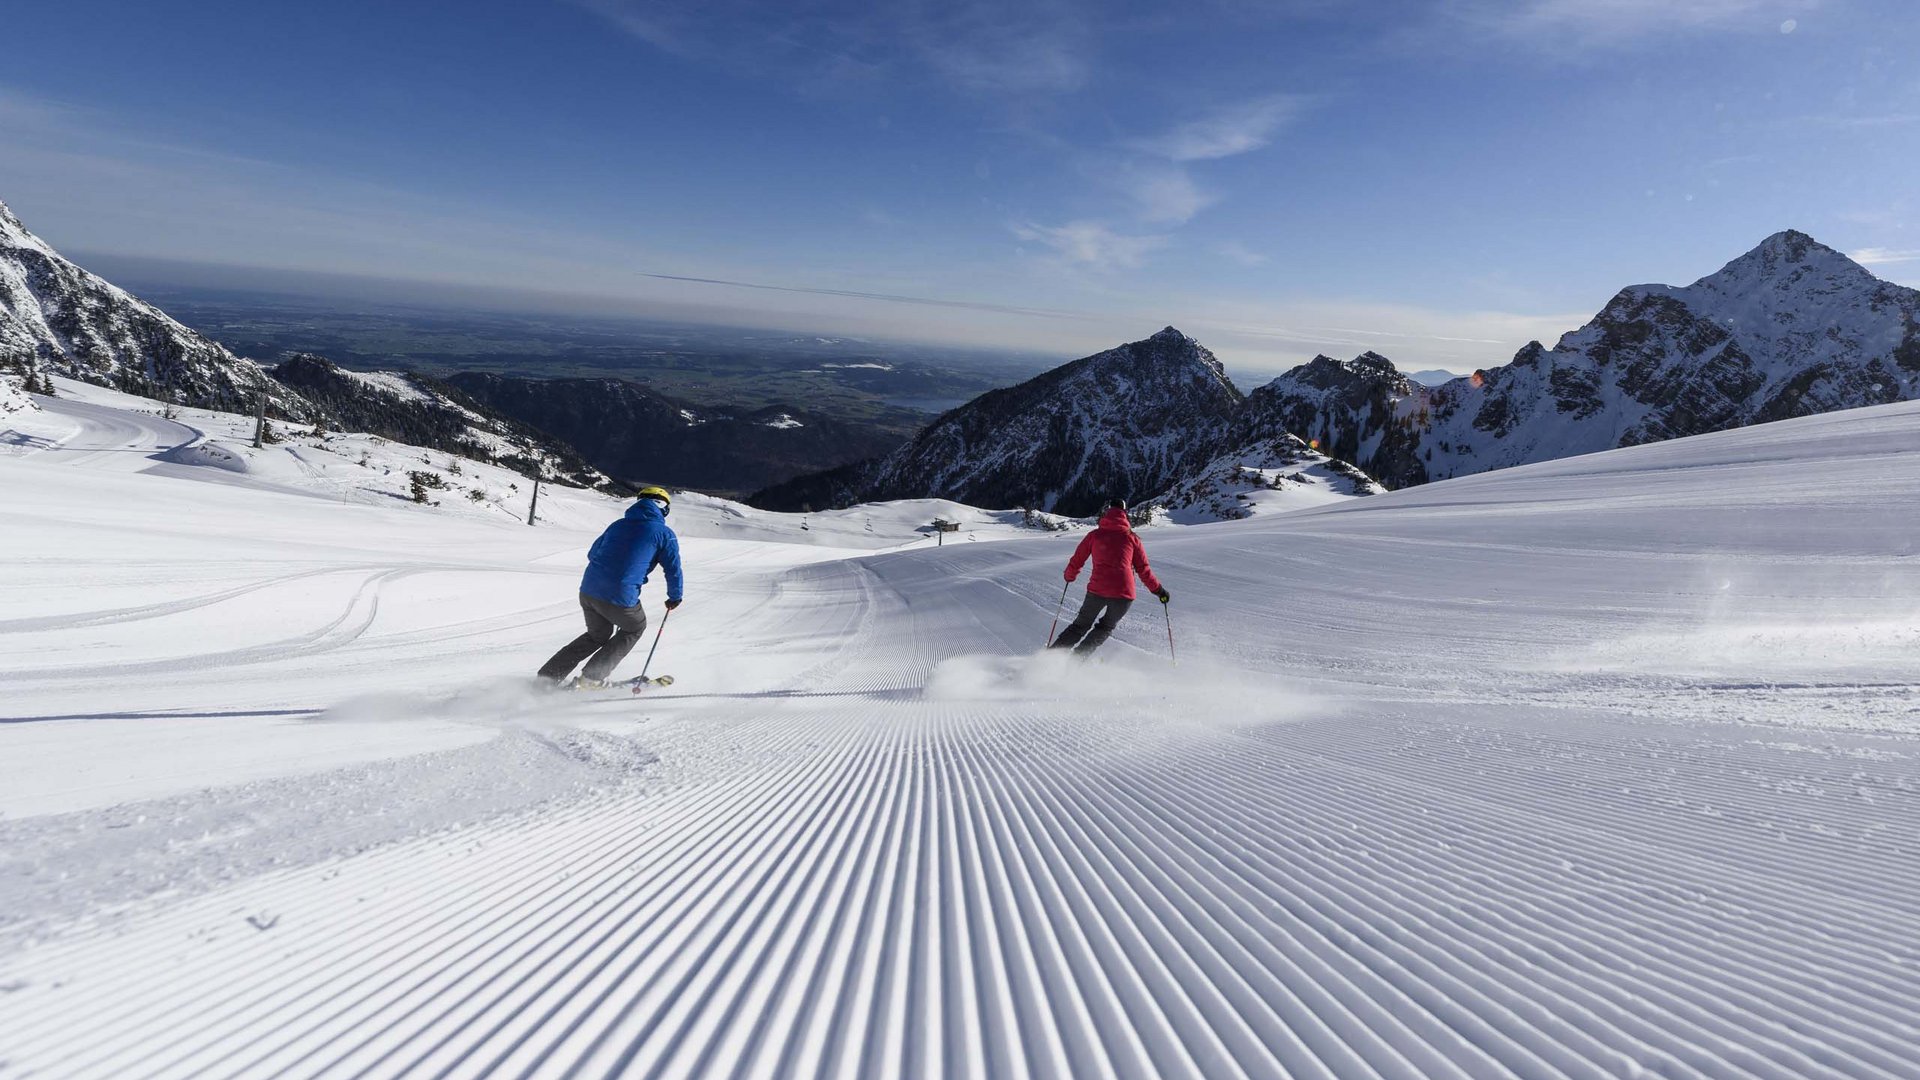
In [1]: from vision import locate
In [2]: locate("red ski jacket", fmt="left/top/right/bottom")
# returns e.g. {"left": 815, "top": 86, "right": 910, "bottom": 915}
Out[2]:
{"left": 1065, "top": 508, "right": 1163, "bottom": 600}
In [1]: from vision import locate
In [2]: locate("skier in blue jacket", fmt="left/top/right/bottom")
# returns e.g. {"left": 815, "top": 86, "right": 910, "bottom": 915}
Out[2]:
{"left": 538, "top": 486, "right": 684, "bottom": 687}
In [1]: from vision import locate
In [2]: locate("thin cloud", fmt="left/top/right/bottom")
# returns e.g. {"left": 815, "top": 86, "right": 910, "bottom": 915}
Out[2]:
{"left": 1851, "top": 247, "right": 1920, "bottom": 266}
{"left": 1094, "top": 93, "right": 1302, "bottom": 232}
{"left": 575, "top": 1, "right": 689, "bottom": 54}
{"left": 903, "top": 0, "right": 1091, "bottom": 95}
{"left": 632, "top": 271, "right": 1094, "bottom": 319}
{"left": 1455, "top": 0, "right": 1818, "bottom": 42}
{"left": 1176, "top": 295, "right": 1595, "bottom": 375}
{"left": 1012, "top": 221, "right": 1167, "bottom": 269}
{"left": 0, "top": 86, "right": 678, "bottom": 294}
{"left": 1792, "top": 113, "right": 1920, "bottom": 130}
{"left": 575, "top": 0, "right": 1091, "bottom": 97}
{"left": 1120, "top": 163, "right": 1212, "bottom": 225}
{"left": 1213, "top": 240, "right": 1271, "bottom": 267}
{"left": 1129, "top": 95, "right": 1303, "bottom": 162}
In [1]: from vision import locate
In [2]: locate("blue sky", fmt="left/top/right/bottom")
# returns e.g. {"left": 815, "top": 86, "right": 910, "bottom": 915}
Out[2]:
{"left": 2, "top": 0, "right": 1917, "bottom": 379}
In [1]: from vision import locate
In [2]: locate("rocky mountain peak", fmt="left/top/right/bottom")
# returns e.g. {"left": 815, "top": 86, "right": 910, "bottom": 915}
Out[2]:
{"left": 0, "top": 198, "right": 312, "bottom": 418}
{"left": 0, "top": 200, "right": 71, "bottom": 267}
{"left": 1350, "top": 351, "right": 1400, "bottom": 376}
{"left": 759, "top": 327, "right": 1249, "bottom": 515}
{"left": 1273, "top": 352, "right": 1409, "bottom": 396}
{"left": 1251, "top": 228, "right": 1920, "bottom": 491}
{"left": 1242, "top": 351, "right": 1425, "bottom": 488}
{"left": 1097, "top": 325, "right": 1232, "bottom": 383}
{"left": 1692, "top": 228, "right": 1877, "bottom": 296}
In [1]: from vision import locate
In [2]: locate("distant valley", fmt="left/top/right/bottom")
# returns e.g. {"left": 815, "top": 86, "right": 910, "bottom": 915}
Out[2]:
{"left": 129, "top": 288, "right": 1054, "bottom": 430}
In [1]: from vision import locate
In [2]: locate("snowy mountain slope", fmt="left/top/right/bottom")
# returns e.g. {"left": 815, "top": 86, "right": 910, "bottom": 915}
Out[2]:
{"left": 269, "top": 354, "right": 615, "bottom": 490}
{"left": 1237, "top": 351, "right": 1426, "bottom": 488}
{"left": 673, "top": 491, "right": 1080, "bottom": 550}
{"left": 0, "top": 202, "right": 611, "bottom": 492}
{"left": 759, "top": 327, "right": 1249, "bottom": 516}
{"left": 1259, "top": 230, "right": 1920, "bottom": 486}
{"left": 0, "top": 199, "right": 312, "bottom": 419}
{"left": 4, "top": 377, "right": 1067, "bottom": 550}
{"left": 10, "top": 377, "right": 632, "bottom": 531}
{"left": 0, "top": 369, "right": 34, "bottom": 417}
{"left": 1154, "top": 430, "right": 1384, "bottom": 523}
{"left": 5, "top": 390, "right": 1920, "bottom": 1077}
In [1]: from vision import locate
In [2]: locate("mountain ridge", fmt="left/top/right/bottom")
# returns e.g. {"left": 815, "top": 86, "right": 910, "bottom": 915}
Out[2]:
{"left": 1254, "top": 229, "right": 1920, "bottom": 487}
{"left": 268, "top": 354, "right": 615, "bottom": 489}
{"left": 0, "top": 200, "right": 313, "bottom": 420}
{"left": 755, "top": 326, "right": 1254, "bottom": 516}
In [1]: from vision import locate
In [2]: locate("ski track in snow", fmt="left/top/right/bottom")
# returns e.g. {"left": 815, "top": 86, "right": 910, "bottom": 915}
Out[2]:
{"left": 5, "top": 396, "right": 1920, "bottom": 1078}
{"left": 6, "top": 694, "right": 1917, "bottom": 1079}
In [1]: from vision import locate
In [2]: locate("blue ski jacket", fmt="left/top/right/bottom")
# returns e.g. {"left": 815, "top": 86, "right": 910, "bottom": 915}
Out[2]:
{"left": 580, "top": 498, "right": 684, "bottom": 607}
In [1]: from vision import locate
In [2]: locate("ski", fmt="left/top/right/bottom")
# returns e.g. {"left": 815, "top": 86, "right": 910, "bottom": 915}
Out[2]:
{"left": 558, "top": 674, "right": 675, "bottom": 694}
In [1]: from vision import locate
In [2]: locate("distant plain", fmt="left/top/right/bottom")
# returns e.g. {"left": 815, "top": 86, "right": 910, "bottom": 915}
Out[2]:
{"left": 143, "top": 287, "right": 1061, "bottom": 437}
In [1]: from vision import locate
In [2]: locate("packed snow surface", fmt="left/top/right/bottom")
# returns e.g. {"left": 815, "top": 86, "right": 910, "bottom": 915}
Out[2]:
{"left": 4, "top": 386, "right": 1920, "bottom": 1078}
{"left": 338, "top": 368, "right": 436, "bottom": 406}
{"left": 0, "top": 373, "right": 35, "bottom": 417}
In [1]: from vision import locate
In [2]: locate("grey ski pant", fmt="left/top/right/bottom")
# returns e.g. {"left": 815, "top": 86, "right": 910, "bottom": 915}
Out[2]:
{"left": 1049, "top": 591, "right": 1133, "bottom": 656}
{"left": 539, "top": 592, "right": 649, "bottom": 682}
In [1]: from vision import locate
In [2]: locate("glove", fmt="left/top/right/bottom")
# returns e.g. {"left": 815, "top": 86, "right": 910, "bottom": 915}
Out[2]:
{"left": 1063, "top": 569, "right": 1076, "bottom": 583}
{"left": 665, "top": 598, "right": 682, "bottom": 611}
{"left": 1155, "top": 589, "right": 1170, "bottom": 604}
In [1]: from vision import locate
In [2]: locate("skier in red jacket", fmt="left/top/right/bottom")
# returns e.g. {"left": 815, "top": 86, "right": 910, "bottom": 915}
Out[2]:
{"left": 1050, "top": 498, "right": 1170, "bottom": 657}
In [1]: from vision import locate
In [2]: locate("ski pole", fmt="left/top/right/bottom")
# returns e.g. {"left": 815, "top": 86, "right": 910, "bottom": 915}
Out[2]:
{"left": 638, "top": 607, "right": 671, "bottom": 682}
{"left": 1163, "top": 600, "right": 1176, "bottom": 666}
{"left": 1045, "top": 581, "right": 1069, "bottom": 646}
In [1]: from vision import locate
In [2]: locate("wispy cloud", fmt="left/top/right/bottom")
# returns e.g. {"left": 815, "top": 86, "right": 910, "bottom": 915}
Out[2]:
{"left": 1213, "top": 240, "right": 1271, "bottom": 267}
{"left": 1012, "top": 221, "right": 1166, "bottom": 269}
{"left": 1452, "top": 0, "right": 1817, "bottom": 42}
{"left": 576, "top": 0, "right": 1091, "bottom": 97}
{"left": 903, "top": 0, "right": 1091, "bottom": 95}
{"left": 1182, "top": 299, "right": 1595, "bottom": 379}
{"left": 1128, "top": 95, "right": 1303, "bottom": 162}
{"left": 633, "top": 270, "right": 1091, "bottom": 319}
{"left": 1851, "top": 247, "right": 1920, "bottom": 266}
{"left": 1792, "top": 113, "right": 1920, "bottom": 130}
{"left": 0, "top": 86, "right": 673, "bottom": 292}
{"left": 1117, "top": 163, "right": 1213, "bottom": 225}
{"left": 1076, "top": 92, "right": 1303, "bottom": 237}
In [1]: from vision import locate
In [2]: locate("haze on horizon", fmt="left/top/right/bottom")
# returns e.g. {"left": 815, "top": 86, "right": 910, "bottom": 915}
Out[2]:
{"left": 2, "top": 0, "right": 1916, "bottom": 381}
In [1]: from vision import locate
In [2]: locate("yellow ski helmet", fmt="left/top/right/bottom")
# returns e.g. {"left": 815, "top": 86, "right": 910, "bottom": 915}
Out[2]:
{"left": 636, "top": 485, "right": 672, "bottom": 513}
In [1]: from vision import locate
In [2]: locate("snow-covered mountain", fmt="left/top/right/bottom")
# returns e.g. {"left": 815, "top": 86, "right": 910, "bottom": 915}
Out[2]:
{"left": 0, "top": 200, "right": 635, "bottom": 490}
{"left": 1237, "top": 351, "right": 1429, "bottom": 489}
{"left": 756, "top": 327, "right": 1251, "bottom": 516}
{"left": 1258, "top": 230, "right": 1920, "bottom": 486}
{"left": 269, "top": 355, "right": 614, "bottom": 489}
{"left": 0, "top": 199, "right": 312, "bottom": 419}
{"left": 1154, "top": 430, "right": 1384, "bottom": 523}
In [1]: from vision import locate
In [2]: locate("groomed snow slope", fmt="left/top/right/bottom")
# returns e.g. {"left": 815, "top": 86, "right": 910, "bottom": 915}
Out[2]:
{"left": 3, "top": 390, "right": 1920, "bottom": 1078}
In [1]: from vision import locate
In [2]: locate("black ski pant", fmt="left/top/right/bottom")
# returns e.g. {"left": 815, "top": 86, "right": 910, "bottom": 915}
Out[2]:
{"left": 1049, "top": 591, "right": 1132, "bottom": 656}
{"left": 538, "top": 592, "right": 649, "bottom": 682}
